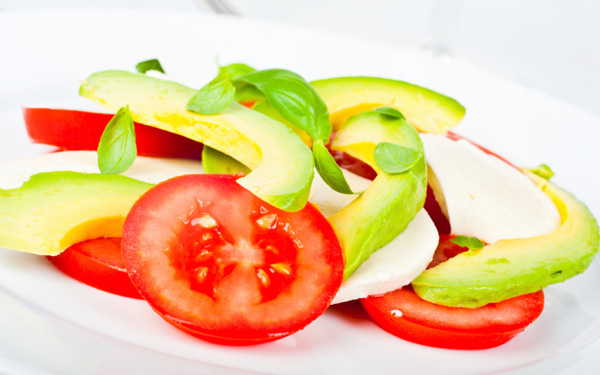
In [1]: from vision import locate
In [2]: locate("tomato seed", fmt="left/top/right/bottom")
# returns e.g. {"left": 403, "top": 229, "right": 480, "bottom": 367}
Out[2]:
{"left": 257, "top": 268, "right": 271, "bottom": 288}
{"left": 256, "top": 214, "right": 278, "bottom": 229}
{"left": 196, "top": 267, "right": 209, "bottom": 283}
{"left": 195, "top": 250, "right": 213, "bottom": 263}
{"left": 270, "top": 263, "right": 292, "bottom": 276}
{"left": 265, "top": 245, "right": 279, "bottom": 255}
{"left": 192, "top": 214, "right": 218, "bottom": 229}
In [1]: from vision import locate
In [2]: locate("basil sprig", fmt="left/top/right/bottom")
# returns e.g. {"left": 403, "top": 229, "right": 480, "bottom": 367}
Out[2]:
{"left": 234, "top": 69, "right": 332, "bottom": 141}
{"left": 187, "top": 64, "right": 357, "bottom": 194}
{"left": 374, "top": 142, "right": 423, "bottom": 174}
{"left": 135, "top": 59, "right": 165, "bottom": 74}
{"left": 97, "top": 106, "right": 137, "bottom": 174}
{"left": 186, "top": 72, "right": 235, "bottom": 115}
{"left": 451, "top": 235, "right": 485, "bottom": 251}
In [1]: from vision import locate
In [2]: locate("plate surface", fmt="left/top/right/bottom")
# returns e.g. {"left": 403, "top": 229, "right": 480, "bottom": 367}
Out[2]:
{"left": 0, "top": 8, "right": 599, "bottom": 375}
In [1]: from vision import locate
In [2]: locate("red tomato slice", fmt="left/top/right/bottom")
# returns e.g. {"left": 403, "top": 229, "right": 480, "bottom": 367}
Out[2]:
{"left": 361, "top": 287, "right": 544, "bottom": 350}
{"left": 361, "top": 235, "right": 544, "bottom": 349}
{"left": 121, "top": 174, "right": 344, "bottom": 345}
{"left": 47, "top": 238, "right": 142, "bottom": 299}
{"left": 23, "top": 108, "right": 204, "bottom": 160}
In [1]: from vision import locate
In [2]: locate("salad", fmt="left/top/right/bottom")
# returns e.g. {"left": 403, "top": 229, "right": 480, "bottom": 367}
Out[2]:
{"left": 0, "top": 59, "right": 598, "bottom": 351}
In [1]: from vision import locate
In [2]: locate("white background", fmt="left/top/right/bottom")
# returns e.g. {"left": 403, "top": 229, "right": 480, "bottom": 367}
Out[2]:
{"left": 1, "top": 0, "right": 599, "bottom": 118}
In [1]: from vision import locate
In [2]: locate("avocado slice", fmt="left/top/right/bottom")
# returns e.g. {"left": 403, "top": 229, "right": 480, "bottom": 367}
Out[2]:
{"left": 311, "top": 77, "right": 465, "bottom": 134}
{"left": 328, "top": 111, "right": 427, "bottom": 279}
{"left": 79, "top": 70, "right": 313, "bottom": 212}
{"left": 0, "top": 171, "right": 152, "bottom": 256}
{"left": 412, "top": 172, "right": 600, "bottom": 308}
{"left": 201, "top": 145, "right": 251, "bottom": 175}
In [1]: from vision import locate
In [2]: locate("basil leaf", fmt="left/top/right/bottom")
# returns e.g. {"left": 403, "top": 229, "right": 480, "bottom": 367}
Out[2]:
{"left": 219, "top": 63, "right": 256, "bottom": 79}
{"left": 374, "top": 106, "right": 406, "bottom": 120}
{"left": 451, "top": 235, "right": 485, "bottom": 251}
{"left": 187, "top": 72, "right": 235, "bottom": 115}
{"left": 313, "top": 139, "right": 356, "bottom": 195}
{"left": 135, "top": 59, "right": 165, "bottom": 74}
{"left": 202, "top": 145, "right": 251, "bottom": 175}
{"left": 374, "top": 142, "right": 422, "bottom": 174}
{"left": 218, "top": 63, "right": 265, "bottom": 102}
{"left": 235, "top": 69, "right": 331, "bottom": 141}
{"left": 528, "top": 164, "right": 554, "bottom": 180}
{"left": 97, "top": 106, "right": 137, "bottom": 174}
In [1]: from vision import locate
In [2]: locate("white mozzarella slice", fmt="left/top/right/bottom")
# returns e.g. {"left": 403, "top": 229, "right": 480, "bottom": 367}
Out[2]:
{"left": 0, "top": 151, "right": 203, "bottom": 189}
{"left": 421, "top": 134, "right": 560, "bottom": 244}
{"left": 332, "top": 209, "right": 439, "bottom": 304}
{"left": 308, "top": 169, "right": 372, "bottom": 218}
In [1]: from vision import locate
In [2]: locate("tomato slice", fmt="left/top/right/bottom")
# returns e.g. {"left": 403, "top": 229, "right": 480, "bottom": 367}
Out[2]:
{"left": 121, "top": 174, "right": 344, "bottom": 345}
{"left": 47, "top": 238, "right": 142, "bottom": 299}
{"left": 23, "top": 108, "right": 204, "bottom": 159}
{"left": 361, "top": 235, "right": 544, "bottom": 349}
{"left": 361, "top": 287, "right": 544, "bottom": 350}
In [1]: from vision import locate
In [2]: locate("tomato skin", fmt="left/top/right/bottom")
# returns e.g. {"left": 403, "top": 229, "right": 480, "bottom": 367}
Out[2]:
{"left": 23, "top": 108, "right": 204, "bottom": 160}
{"left": 361, "top": 287, "right": 544, "bottom": 350}
{"left": 122, "top": 174, "right": 344, "bottom": 345}
{"left": 47, "top": 238, "right": 142, "bottom": 299}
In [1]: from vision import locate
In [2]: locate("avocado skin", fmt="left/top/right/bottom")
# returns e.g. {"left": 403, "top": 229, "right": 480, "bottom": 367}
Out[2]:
{"left": 311, "top": 76, "right": 465, "bottom": 134}
{"left": 412, "top": 174, "right": 600, "bottom": 308}
{"left": 328, "top": 112, "right": 427, "bottom": 279}
{"left": 80, "top": 70, "right": 313, "bottom": 212}
{"left": 0, "top": 172, "right": 152, "bottom": 256}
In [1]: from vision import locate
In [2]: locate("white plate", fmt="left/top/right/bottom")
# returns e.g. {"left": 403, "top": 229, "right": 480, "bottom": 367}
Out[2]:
{"left": 1, "top": 8, "right": 599, "bottom": 375}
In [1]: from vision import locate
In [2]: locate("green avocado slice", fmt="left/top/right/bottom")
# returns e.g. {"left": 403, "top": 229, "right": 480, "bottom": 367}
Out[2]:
{"left": 80, "top": 70, "right": 313, "bottom": 212}
{"left": 412, "top": 173, "right": 600, "bottom": 308}
{"left": 328, "top": 111, "right": 427, "bottom": 279}
{"left": 311, "top": 76, "right": 465, "bottom": 134}
{"left": 0, "top": 171, "right": 152, "bottom": 256}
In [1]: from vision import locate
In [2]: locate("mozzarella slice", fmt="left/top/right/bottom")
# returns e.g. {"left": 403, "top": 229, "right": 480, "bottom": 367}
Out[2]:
{"left": 0, "top": 151, "right": 204, "bottom": 189}
{"left": 332, "top": 209, "right": 438, "bottom": 304}
{"left": 421, "top": 134, "right": 560, "bottom": 244}
{"left": 307, "top": 169, "right": 439, "bottom": 304}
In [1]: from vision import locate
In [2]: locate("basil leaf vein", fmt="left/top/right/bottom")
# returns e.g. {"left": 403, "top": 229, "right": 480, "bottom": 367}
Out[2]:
{"left": 374, "top": 142, "right": 422, "bottom": 174}
{"left": 98, "top": 106, "right": 137, "bottom": 174}
{"left": 187, "top": 72, "right": 235, "bottom": 115}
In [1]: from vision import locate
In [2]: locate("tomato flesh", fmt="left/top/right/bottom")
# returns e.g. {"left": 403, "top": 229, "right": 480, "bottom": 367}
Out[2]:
{"left": 361, "top": 235, "right": 544, "bottom": 349}
{"left": 122, "top": 174, "right": 344, "bottom": 345}
{"left": 47, "top": 238, "right": 142, "bottom": 299}
{"left": 23, "top": 108, "right": 204, "bottom": 159}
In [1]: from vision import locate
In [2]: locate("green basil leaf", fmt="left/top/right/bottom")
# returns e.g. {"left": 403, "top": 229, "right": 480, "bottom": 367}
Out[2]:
{"left": 374, "top": 142, "right": 422, "bottom": 174}
{"left": 235, "top": 69, "right": 332, "bottom": 141}
{"left": 373, "top": 106, "right": 406, "bottom": 120}
{"left": 187, "top": 72, "right": 235, "bottom": 115}
{"left": 313, "top": 139, "right": 356, "bottom": 195}
{"left": 451, "top": 235, "right": 485, "bottom": 251}
{"left": 135, "top": 59, "right": 165, "bottom": 74}
{"left": 219, "top": 63, "right": 256, "bottom": 79}
{"left": 97, "top": 106, "right": 137, "bottom": 174}
{"left": 528, "top": 163, "right": 554, "bottom": 180}
{"left": 202, "top": 145, "right": 251, "bottom": 175}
